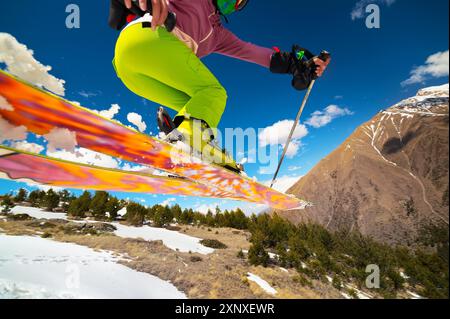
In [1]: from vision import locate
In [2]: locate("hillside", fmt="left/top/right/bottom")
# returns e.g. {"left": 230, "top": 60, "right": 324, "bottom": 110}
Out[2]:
{"left": 277, "top": 84, "right": 449, "bottom": 245}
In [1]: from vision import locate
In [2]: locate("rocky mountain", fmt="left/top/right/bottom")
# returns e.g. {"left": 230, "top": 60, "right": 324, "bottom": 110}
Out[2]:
{"left": 277, "top": 84, "right": 449, "bottom": 245}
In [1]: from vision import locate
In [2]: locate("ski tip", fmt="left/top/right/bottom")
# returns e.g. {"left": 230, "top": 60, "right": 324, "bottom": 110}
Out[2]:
{"left": 286, "top": 201, "right": 313, "bottom": 211}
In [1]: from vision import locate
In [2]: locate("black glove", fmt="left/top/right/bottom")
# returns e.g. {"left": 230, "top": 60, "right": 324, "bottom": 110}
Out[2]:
{"left": 270, "top": 45, "right": 321, "bottom": 91}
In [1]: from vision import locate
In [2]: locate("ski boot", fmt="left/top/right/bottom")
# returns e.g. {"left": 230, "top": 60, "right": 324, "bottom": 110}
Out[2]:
{"left": 157, "top": 107, "right": 244, "bottom": 174}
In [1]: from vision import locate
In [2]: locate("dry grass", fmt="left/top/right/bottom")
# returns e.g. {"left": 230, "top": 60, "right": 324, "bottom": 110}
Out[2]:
{"left": 181, "top": 225, "right": 251, "bottom": 251}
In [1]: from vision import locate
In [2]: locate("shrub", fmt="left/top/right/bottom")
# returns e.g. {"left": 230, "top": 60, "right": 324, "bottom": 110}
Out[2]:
{"left": 248, "top": 237, "right": 270, "bottom": 267}
{"left": 200, "top": 239, "right": 227, "bottom": 249}
{"left": 8, "top": 213, "right": 31, "bottom": 221}
{"left": 190, "top": 256, "right": 203, "bottom": 263}
{"left": 293, "top": 275, "right": 312, "bottom": 288}
{"left": 332, "top": 277, "right": 343, "bottom": 290}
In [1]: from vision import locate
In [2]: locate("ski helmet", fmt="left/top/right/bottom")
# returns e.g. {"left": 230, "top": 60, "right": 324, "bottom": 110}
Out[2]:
{"left": 216, "top": 0, "right": 249, "bottom": 16}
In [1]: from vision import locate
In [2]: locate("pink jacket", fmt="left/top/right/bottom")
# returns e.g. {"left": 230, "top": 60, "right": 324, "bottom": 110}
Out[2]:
{"left": 168, "top": 0, "right": 273, "bottom": 68}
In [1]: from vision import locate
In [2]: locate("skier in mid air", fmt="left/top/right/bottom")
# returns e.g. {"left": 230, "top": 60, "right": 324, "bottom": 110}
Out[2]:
{"left": 109, "top": 0, "right": 330, "bottom": 173}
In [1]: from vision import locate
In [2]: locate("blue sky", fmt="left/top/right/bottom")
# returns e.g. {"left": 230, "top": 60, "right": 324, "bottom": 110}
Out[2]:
{"left": 0, "top": 0, "right": 449, "bottom": 213}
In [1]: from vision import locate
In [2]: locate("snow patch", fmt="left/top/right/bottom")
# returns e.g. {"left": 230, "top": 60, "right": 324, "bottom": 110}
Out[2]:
{"left": 113, "top": 223, "right": 214, "bottom": 255}
{"left": 117, "top": 207, "right": 127, "bottom": 217}
{"left": 418, "top": 83, "right": 449, "bottom": 96}
{"left": 10, "top": 206, "right": 68, "bottom": 220}
{"left": 0, "top": 234, "right": 186, "bottom": 299}
{"left": 407, "top": 290, "right": 424, "bottom": 299}
{"left": 8, "top": 206, "right": 214, "bottom": 255}
{"left": 247, "top": 273, "right": 277, "bottom": 295}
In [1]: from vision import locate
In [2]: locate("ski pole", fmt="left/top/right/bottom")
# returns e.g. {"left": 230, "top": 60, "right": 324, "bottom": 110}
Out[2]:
{"left": 270, "top": 80, "right": 316, "bottom": 188}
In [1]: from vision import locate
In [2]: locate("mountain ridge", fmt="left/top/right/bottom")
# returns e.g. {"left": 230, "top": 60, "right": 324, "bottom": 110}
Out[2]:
{"left": 276, "top": 84, "right": 449, "bottom": 245}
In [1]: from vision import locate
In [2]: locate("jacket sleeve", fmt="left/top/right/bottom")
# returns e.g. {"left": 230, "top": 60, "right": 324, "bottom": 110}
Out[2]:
{"left": 213, "top": 27, "right": 273, "bottom": 68}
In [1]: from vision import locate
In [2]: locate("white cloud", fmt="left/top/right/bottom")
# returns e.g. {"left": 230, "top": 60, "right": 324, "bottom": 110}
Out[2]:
{"left": 305, "top": 105, "right": 353, "bottom": 128}
{"left": 0, "top": 116, "right": 27, "bottom": 143}
{"left": 285, "top": 140, "right": 301, "bottom": 158}
{"left": 43, "top": 128, "right": 78, "bottom": 153}
{"left": 0, "top": 95, "right": 13, "bottom": 111}
{"left": 351, "top": 0, "right": 396, "bottom": 20}
{"left": 79, "top": 91, "right": 99, "bottom": 98}
{"left": 10, "top": 141, "right": 44, "bottom": 154}
{"left": 259, "top": 120, "right": 308, "bottom": 158}
{"left": 121, "top": 163, "right": 156, "bottom": 174}
{"left": 31, "top": 184, "right": 63, "bottom": 192}
{"left": 196, "top": 203, "right": 218, "bottom": 215}
{"left": 259, "top": 120, "right": 308, "bottom": 147}
{"left": 226, "top": 202, "right": 269, "bottom": 216}
{"left": 265, "top": 174, "right": 302, "bottom": 193}
{"left": 401, "top": 50, "right": 449, "bottom": 86}
{"left": 47, "top": 147, "right": 121, "bottom": 169}
{"left": 127, "top": 112, "right": 147, "bottom": 132}
{"left": 93, "top": 104, "right": 121, "bottom": 120}
{"left": 258, "top": 166, "right": 274, "bottom": 175}
{"left": 161, "top": 198, "right": 176, "bottom": 207}
{"left": 0, "top": 33, "right": 65, "bottom": 95}
{"left": 288, "top": 165, "right": 302, "bottom": 172}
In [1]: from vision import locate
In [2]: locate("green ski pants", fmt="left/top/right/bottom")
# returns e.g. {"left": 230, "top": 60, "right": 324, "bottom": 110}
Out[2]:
{"left": 113, "top": 24, "right": 227, "bottom": 129}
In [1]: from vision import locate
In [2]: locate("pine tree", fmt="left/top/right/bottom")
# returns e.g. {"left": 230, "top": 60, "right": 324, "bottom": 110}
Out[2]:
{"left": 44, "top": 189, "right": 60, "bottom": 212}
{"left": 89, "top": 191, "right": 109, "bottom": 219}
{"left": 1, "top": 195, "right": 15, "bottom": 213}
{"left": 248, "top": 231, "right": 270, "bottom": 267}
{"left": 105, "top": 196, "right": 121, "bottom": 220}
{"left": 162, "top": 205, "right": 174, "bottom": 226}
{"left": 28, "top": 190, "right": 40, "bottom": 207}
{"left": 68, "top": 191, "right": 91, "bottom": 218}
{"left": 14, "top": 188, "right": 28, "bottom": 203}
{"left": 125, "top": 202, "right": 147, "bottom": 226}
{"left": 206, "top": 210, "right": 215, "bottom": 227}
{"left": 37, "top": 191, "right": 46, "bottom": 207}
{"left": 153, "top": 205, "right": 173, "bottom": 227}
{"left": 172, "top": 204, "right": 182, "bottom": 222}
{"left": 58, "top": 190, "right": 71, "bottom": 203}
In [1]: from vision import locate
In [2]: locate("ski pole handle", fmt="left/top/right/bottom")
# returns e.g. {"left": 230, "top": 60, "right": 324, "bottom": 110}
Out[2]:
{"left": 318, "top": 50, "right": 331, "bottom": 62}
{"left": 309, "top": 51, "right": 331, "bottom": 80}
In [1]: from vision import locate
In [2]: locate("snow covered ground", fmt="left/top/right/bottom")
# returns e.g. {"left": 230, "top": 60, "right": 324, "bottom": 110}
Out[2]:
{"left": 247, "top": 273, "right": 277, "bottom": 295}
{"left": 112, "top": 223, "right": 214, "bottom": 255}
{"left": 0, "top": 234, "right": 186, "bottom": 299}
{"left": 8, "top": 206, "right": 213, "bottom": 255}
{"left": 10, "top": 206, "right": 68, "bottom": 220}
